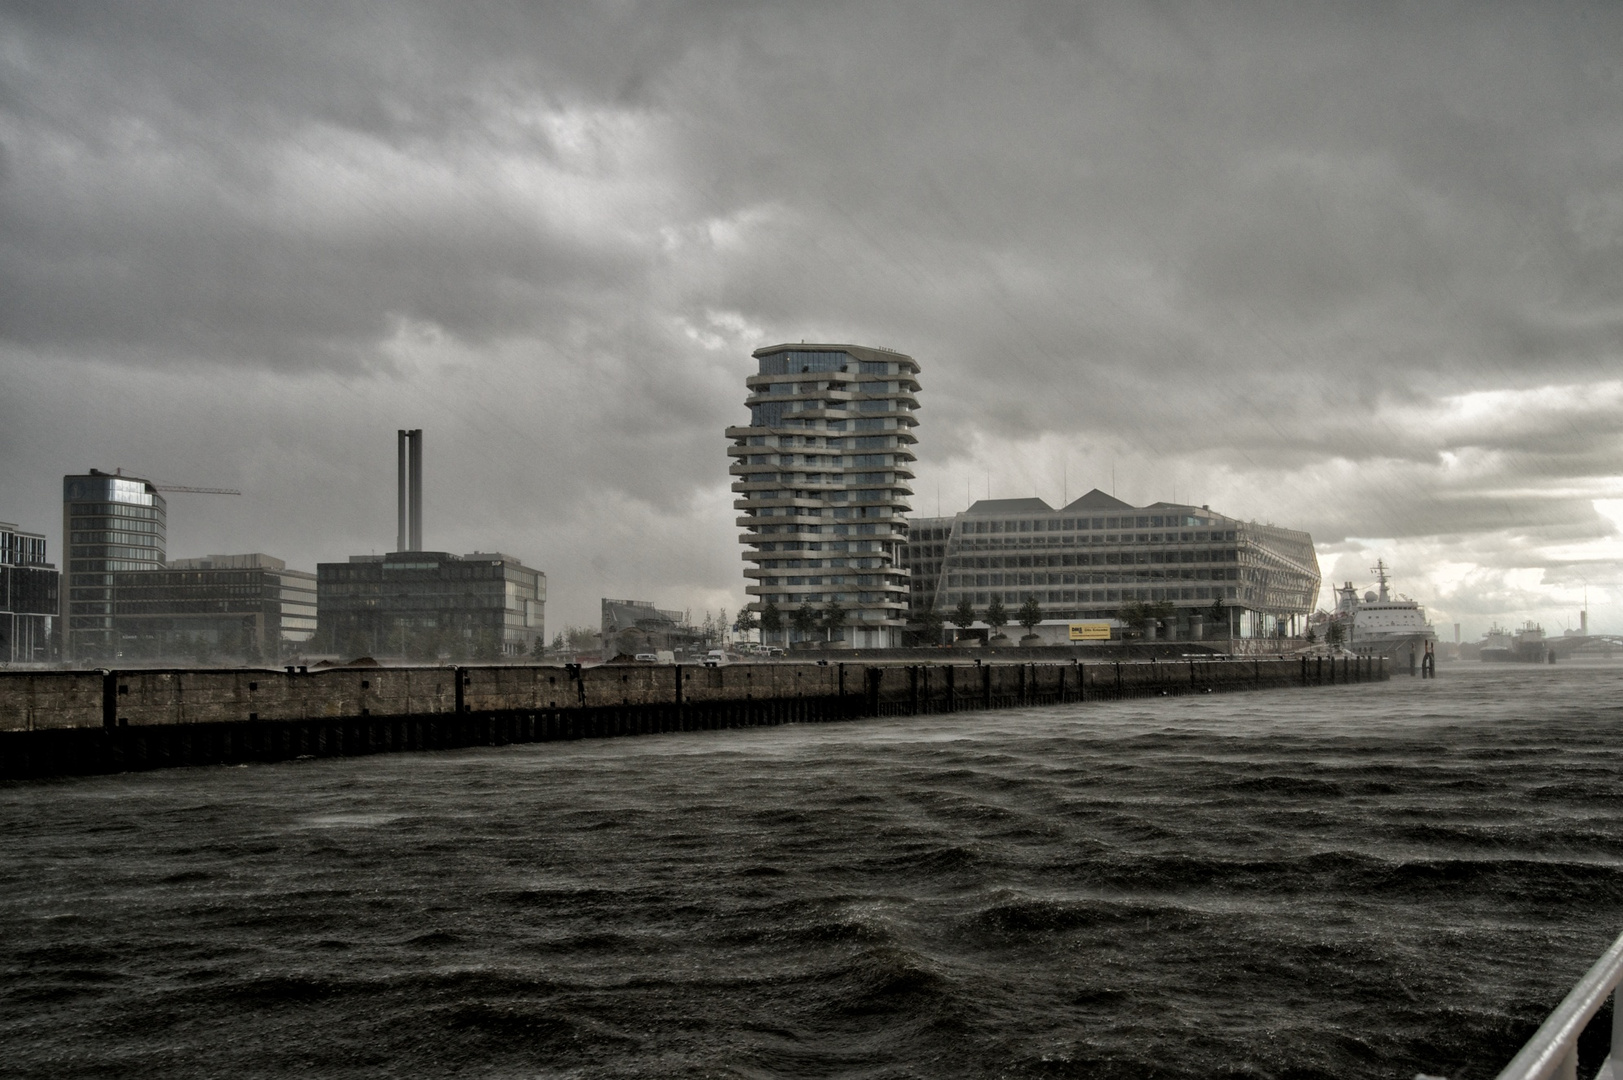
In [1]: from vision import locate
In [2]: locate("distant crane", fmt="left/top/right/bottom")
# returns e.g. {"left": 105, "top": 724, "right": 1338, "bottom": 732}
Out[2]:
{"left": 105, "top": 467, "right": 242, "bottom": 496}
{"left": 153, "top": 485, "right": 242, "bottom": 496}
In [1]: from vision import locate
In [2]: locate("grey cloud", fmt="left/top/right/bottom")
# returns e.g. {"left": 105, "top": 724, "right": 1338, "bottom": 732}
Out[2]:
{"left": 0, "top": 0, "right": 724, "bottom": 369}
{"left": 4, "top": 1, "right": 1623, "bottom": 629}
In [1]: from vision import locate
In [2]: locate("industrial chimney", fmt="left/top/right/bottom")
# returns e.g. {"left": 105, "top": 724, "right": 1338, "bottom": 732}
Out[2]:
{"left": 396, "top": 429, "right": 423, "bottom": 551}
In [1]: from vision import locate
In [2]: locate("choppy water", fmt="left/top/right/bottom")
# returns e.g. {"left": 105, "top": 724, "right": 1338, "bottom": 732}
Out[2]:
{"left": 6, "top": 663, "right": 1623, "bottom": 1078}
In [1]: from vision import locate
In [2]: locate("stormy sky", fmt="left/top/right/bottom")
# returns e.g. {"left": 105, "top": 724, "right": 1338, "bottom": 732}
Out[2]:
{"left": 2, "top": 1, "right": 1621, "bottom": 639}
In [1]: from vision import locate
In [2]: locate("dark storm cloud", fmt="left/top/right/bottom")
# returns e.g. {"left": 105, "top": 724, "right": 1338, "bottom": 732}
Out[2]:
{"left": 0, "top": 3, "right": 667, "bottom": 367}
{"left": 2, "top": 0, "right": 1621, "bottom": 632}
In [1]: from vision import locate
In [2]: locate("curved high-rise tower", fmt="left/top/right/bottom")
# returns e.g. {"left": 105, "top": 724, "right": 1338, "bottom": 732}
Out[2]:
{"left": 726, "top": 343, "right": 920, "bottom": 649}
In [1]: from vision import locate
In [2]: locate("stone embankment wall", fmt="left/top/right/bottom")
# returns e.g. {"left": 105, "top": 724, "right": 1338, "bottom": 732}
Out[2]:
{"left": 0, "top": 656, "right": 1386, "bottom": 779}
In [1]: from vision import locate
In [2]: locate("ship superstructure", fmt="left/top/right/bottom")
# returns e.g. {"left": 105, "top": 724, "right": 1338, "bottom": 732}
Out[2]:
{"left": 1321, "top": 561, "right": 1436, "bottom": 662}
{"left": 1480, "top": 620, "right": 1547, "bottom": 663}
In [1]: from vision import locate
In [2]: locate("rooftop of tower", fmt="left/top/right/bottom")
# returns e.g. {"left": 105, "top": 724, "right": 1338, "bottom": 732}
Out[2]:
{"left": 750, "top": 342, "right": 918, "bottom": 367}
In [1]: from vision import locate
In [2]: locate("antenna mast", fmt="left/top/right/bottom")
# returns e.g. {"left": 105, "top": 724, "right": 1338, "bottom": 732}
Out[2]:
{"left": 1370, "top": 560, "right": 1390, "bottom": 601}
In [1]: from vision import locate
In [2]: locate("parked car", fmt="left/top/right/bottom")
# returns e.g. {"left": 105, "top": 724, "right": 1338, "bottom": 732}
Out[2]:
{"left": 703, "top": 649, "right": 729, "bottom": 667}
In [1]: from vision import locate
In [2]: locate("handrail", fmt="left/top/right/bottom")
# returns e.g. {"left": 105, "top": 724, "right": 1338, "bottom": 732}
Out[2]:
{"left": 1495, "top": 929, "right": 1623, "bottom": 1080}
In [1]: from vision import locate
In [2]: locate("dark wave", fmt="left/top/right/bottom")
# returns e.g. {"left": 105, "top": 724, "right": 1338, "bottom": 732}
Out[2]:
{"left": 5, "top": 664, "right": 1623, "bottom": 1077}
{"left": 1216, "top": 774, "right": 1349, "bottom": 796}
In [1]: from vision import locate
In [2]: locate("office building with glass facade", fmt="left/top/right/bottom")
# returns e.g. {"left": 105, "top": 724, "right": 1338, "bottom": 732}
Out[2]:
{"left": 109, "top": 554, "right": 318, "bottom": 661}
{"left": 1, "top": 522, "right": 58, "bottom": 664}
{"left": 62, "top": 470, "right": 167, "bottom": 661}
{"left": 727, "top": 343, "right": 920, "bottom": 649}
{"left": 901, "top": 489, "right": 1321, "bottom": 640}
{"left": 316, "top": 551, "right": 546, "bottom": 659}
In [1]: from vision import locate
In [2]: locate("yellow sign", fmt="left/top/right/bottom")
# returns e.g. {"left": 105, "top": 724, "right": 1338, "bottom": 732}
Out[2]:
{"left": 1069, "top": 622, "right": 1112, "bottom": 641}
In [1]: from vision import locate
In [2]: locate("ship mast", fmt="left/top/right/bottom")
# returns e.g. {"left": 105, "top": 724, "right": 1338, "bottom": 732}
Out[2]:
{"left": 1370, "top": 559, "right": 1390, "bottom": 602}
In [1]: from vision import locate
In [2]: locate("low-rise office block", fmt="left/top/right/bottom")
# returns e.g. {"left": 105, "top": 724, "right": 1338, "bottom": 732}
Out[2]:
{"left": 903, "top": 489, "right": 1320, "bottom": 641}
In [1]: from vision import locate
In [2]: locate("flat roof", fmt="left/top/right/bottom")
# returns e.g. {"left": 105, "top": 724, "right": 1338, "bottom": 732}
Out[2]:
{"left": 751, "top": 342, "right": 918, "bottom": 367}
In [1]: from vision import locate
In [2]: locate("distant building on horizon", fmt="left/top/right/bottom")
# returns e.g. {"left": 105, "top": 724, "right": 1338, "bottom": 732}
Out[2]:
{"left": 901, "top": 489, "right": 1321, "bottom": 641}
{"left": 62, "top": 470, "right": 167, "bottom": 661}
{"left": 114, "top": 553, "right": 317, "bottom": 661}
{"left": 315, "top": 430, "right": 547, "bottom": 660}
{"left": 727, "top": 342, "right": 920, "bottom": 649}
{"left": 1, "top": 521, "right": 58, "bottom": 663}
{"left": 316, "top": 551, "right": 545, "bottom": 659}
{"left": 600, "top": 598, "right": 702, "bottom": 658}
{"left": 60, "top": 470, "right": 316, "bottom": 663}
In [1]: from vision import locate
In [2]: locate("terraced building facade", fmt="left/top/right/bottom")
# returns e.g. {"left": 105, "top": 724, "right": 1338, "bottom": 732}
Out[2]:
{"left": 727, "top": 343, "right": 920, "bottom": 649}
{"left": 902, "top": 489, "right": 1321, "bottom": 640}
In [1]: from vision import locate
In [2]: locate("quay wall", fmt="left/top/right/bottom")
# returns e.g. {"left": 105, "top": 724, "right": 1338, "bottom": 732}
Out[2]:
{"left": 0, "top": 656, "right": 1386, "bottom": 779}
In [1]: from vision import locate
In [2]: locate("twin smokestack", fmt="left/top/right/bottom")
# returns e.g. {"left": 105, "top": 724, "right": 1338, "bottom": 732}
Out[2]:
{"left": 397, "top": 428, "right": 422, "bottom": 552}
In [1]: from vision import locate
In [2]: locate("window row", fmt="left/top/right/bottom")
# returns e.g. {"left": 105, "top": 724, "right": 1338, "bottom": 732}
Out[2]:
{"left": 753, "top": 556, "right": 892, "bottom": 569}
{"left": 963, "top": 514, "right": 1221, "bottom": 533}
{"left": 69, "top": 545, "right": 164, "bottom": 561}
{"left": 748, "top": 505, "right": 897, "bottom": 519}
{"left": 750, "top": 525, "right": 893, "bottom": 539}
{"left": 743, "top": 434, "right": 900, "bottom": 450}
{"left": 751, "top": 379, "right": 906, "bottom": 396}
{"left": 959, "top": 524, "right": 1237, "bottom": 543}
{"left": 738, "top": 454, "right": 900, "bottom": 467}
{"left": 940, "top": 586, "right": 1239, "bottom": 607}
{"left": 946, "top": 568, "right": 1240, "bottom": 588}
{"left": 949, "top": 549, "right": 1237, "bottom": 569}
{"left": 752, "top": 592, "right": 907, "bottom": 608}
{"left": 740, "top": 470, "right": 898, "bottom": 485}
{"left": 70, "top": 531, "right": 164, "bottom": 548}
{"left": 755, "top": 350, "right": 854, "bottom": 375}
{"left": 757, "top": 574, "right": 899, "bottom": 588}
{"left": 67, "top": 502, "right": 165, "bottom": 521}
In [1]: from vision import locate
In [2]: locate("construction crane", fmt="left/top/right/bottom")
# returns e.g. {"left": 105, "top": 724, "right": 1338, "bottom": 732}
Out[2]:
{"left": 153, "top": 485, "right": 241, "bottom": 495}
{"left": 103, "top": 468, "right": 241, "bottom": 496}
{"left": 101, "top": 464, "right": 238, "bottom": 493}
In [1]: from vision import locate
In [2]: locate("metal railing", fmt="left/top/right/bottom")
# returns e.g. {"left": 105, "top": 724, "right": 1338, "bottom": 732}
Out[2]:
{"left": 1494, "top": 930, "right": 1623, "bottom": 1080}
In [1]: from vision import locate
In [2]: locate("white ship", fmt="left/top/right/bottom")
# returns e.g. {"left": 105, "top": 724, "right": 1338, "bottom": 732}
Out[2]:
{"left": 1324, "top": 561, "right": 1437, "bottom": 663}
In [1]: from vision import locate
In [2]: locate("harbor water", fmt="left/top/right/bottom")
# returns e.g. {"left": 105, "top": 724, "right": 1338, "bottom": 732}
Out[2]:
{"left": 4, "top": 663, "right": 1623, "bottom": 1078}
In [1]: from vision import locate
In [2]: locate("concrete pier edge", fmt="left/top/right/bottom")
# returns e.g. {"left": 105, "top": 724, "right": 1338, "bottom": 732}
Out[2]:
{"left": 0, "top": 656, "right": 1387, "bottom": 780}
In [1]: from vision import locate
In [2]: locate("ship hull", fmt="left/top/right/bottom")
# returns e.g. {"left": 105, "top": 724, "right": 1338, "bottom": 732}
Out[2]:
{"left": 1480, "top": 647, "right": 1545, "bottom": 663}
{"left": 1351, "top": 633, "right": 1434, "bottom": 669}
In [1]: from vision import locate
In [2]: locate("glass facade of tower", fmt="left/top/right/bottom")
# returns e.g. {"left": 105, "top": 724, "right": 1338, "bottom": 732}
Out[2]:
{"left": 727, "top": 343, "right": 920, "bottom": 649}
{"left": 1, "top": 521, "right": 57, "bottom": 663}
{"left": 62, "top": 472, "right": 167, "bottom": 661}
